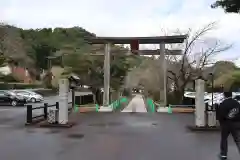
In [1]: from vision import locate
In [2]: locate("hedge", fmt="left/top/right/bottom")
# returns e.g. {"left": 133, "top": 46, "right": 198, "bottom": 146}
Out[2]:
{"left": 33, "top": 89, "right": 58, "bottom": 96}
{"left": 0, "top": 82, "right": 43, "bottom": 90}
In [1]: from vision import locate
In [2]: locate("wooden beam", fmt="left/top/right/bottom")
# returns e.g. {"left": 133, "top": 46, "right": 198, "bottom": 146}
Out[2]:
{"left": 87, "top": 49, "right": 182, "bottom": 56}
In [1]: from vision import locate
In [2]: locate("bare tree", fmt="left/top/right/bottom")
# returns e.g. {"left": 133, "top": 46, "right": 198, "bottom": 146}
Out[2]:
{"left": 167, "top": 22, "right": 231, "bottom": 103}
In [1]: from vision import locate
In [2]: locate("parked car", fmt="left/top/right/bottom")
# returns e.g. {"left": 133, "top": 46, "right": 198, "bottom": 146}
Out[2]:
{"left": 12, "top": 90, "right": 44, "bottom": 103}
{"left": 0, "top": 90, "right": 27, "bottom": 106}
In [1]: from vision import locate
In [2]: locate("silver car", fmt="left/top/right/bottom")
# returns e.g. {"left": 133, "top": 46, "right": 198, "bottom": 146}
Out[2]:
{"left": 12, "top": 90, "right": 44, "bottom": 103}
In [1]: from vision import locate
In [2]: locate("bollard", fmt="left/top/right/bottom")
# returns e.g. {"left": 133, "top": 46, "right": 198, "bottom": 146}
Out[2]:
{"left": 55, "top": 102, "right": 59, "bottom": 124}
{"left": 96, "top": 104, "right": 99, "bottom": 112}
{"left": 74, "top": 104, "right": 79, "bottom": 112}
{"left": 44, "top": 103, "right": 48, "bottom": 120}
{"left": 151, "top": 100, "right": 155, "bottom": 113}
{"left": 26, "top": 105, "right": 33, "bottom": 124}
{"left": 167, "top": 106, "right": 173, "bottom": 114}
{"left": 56, "top": 102, "right": 59, "bottom": 110}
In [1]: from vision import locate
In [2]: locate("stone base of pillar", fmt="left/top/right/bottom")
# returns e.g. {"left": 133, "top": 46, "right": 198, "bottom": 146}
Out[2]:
{"left": 39, "top": 121, "right": 75, "bottom": 128}
{"left": 186, "top": 125, "right": 220, "bottom": 132}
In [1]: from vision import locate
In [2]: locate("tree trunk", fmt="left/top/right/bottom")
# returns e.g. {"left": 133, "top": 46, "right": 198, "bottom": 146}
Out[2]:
{"left": 172, "top": 88, "right": 185, "bottom": 104}
{"left": 90, "top": 87, "right": 102, "bottom": 105}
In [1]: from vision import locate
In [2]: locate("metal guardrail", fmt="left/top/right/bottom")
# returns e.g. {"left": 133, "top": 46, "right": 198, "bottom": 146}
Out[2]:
{"left": 94, "top": 97, "right": 128, "bottom": 112}
{"left": 26, "top": 101, "right": 72, "bottom": 125}
{"left": 110, "top": 97, "right": 128, "bottom": 110}
{"left": 146, "top": 98, "right": 156, "bottom": 113}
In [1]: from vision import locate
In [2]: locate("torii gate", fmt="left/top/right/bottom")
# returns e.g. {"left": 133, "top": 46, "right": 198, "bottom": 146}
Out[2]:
{"left": 88, "top": 35, "right": 187, "bottom": 107}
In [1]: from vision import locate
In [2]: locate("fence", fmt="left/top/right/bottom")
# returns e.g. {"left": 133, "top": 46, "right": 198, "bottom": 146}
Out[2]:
{"left": 26, "top": 101, "right": 72, "bottom": 125}
{"left": 75, "top": 94, "right": 94, "bottom": 106}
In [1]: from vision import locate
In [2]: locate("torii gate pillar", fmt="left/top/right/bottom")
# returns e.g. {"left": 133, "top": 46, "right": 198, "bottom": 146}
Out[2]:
{"left": 103, "top": 43, "right": 111, "bottom": 107}
{"left": 159, "top": 43, "right": 167, "bottom": 106}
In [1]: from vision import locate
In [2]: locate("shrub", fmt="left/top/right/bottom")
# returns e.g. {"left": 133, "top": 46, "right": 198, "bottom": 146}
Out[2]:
{"left": 0, "top": 74, "right": 18, "bottom": 82}
{"left": 0, "top": 82, "right": 43, "bottom": 90}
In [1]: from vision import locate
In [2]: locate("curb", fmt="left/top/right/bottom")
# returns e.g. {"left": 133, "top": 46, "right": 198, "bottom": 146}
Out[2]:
{"left": 172, "top": 108, "right": 194, "bottom": 113}
{"left": 74, "top": 104, "right": 97, "bottom": 113}
{"left": 39, "top": 121, "right": 76, "bottom": 128}
{"left": 186, "top": 125, "right": 220, "bottom": 132}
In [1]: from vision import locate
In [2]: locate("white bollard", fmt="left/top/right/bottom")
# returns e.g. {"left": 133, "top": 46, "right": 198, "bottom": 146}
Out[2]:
{"left": 207, "top": 111, "right": 217, "bottom": 127}
{"left": 58, "top": 78, "right": 69, "bottom": 124}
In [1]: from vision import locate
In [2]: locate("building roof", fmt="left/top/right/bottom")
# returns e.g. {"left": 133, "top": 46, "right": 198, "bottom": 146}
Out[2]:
{"left": 87, "top": 35, "right": 188, "bottom": 44}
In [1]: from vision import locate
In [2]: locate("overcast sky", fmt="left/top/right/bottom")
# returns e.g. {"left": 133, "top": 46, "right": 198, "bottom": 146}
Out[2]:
{"left": 1, "top": 0, "right": 240, "bottom": 61}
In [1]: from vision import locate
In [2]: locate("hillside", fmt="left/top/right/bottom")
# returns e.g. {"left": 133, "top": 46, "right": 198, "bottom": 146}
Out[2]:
{"left": 0, "top": 24, "right": 128, "bottom": 80}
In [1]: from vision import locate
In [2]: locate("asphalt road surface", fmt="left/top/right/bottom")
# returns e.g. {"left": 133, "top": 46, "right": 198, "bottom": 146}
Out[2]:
{"left": 0, "top": 113, "right": 239, "bottom": 160}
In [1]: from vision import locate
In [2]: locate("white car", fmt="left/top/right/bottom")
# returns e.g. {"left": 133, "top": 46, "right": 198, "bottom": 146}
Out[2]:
{"left": 12, "top": 90, "right": 44, "bottom": 103}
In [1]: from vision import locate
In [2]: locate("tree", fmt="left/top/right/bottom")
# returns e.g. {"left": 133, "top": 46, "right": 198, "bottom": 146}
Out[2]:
{"left": 214, "top": 69, "right": 240, "bottom": 91}
{"left": 211, "top": 0, "right": 240, "bottom": 13}
{"left": 0, "top": 24, "right": 36, "bottom": 80}
{"left": 0, "top": 55, "right": 6, "bottom": 67}
{"left": 167, "top": 22, "right": 231, "bottom": 103}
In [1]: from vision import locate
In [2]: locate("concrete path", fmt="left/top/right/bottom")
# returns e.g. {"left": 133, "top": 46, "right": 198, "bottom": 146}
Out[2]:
{"left": 121, "top": 95, "right": 147, "bottom": 112}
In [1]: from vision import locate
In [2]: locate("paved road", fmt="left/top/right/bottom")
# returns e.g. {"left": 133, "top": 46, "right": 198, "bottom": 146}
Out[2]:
{"left": 0, "top": 113, "right": 239, "bottom": 160}
{"left": 122, "top": 95, "right": 147, "bottom": 112}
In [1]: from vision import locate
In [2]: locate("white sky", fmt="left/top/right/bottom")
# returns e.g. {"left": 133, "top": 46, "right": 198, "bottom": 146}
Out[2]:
{"left": 1, "top": 0, "right": 240, "bottom": 61}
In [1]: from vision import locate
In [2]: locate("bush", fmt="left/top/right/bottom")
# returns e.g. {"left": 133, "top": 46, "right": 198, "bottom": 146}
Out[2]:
{"left": 34, "top": 89, "right": 58, "bottom": 96}
{"left": 0, "top": 82, "right": 43, "bottom": 90}
{"left": 0, "top": 74, "right": 18, "bottom": 82}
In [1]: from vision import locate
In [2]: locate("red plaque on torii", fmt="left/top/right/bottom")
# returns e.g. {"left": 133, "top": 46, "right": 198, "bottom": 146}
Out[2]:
{"left": 130, "top": 39, "right": 139, "bottom": 54}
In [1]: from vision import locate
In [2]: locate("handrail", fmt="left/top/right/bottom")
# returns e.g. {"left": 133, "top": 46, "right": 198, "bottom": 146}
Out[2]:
{"left": 146, "top": 98, "right": 155, "bottom": 113}
{"left": 109, "top": 97, "right": 128, "bottom": 110}
{"left": 94, "top": 97, "right": 128, "bottom": 112}
{"left": 26, "top": 101, "right": 73, "bottom": 125}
